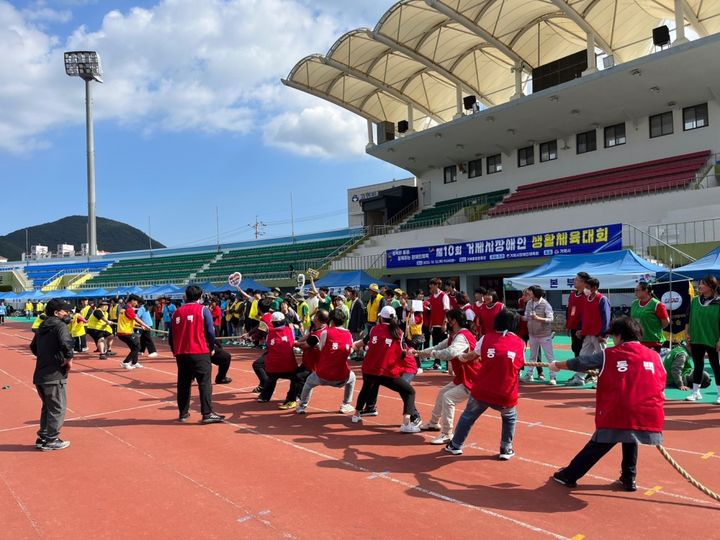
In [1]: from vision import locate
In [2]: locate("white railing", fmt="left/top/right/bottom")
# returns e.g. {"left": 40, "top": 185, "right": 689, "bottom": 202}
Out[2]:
{"left": 648, "top": 217, "right": 720, "bottom": 247}
{"left": 623, "top": 224, "right": 695, "bottom": 268}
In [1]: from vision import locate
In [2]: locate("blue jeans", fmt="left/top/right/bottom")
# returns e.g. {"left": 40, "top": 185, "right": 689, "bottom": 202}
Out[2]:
{"left": 451, "top": 397, "right": 517, "bottom": 453}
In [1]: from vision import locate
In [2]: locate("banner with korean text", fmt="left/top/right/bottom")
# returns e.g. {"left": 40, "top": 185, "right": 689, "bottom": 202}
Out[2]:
{"left": 386, "top": 223, "right": 622, "bottom": 269}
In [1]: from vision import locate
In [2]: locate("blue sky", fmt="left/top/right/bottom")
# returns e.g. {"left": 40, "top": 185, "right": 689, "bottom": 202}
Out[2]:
{"left": 0, "top": 0, "right": 407, "bottom": 249}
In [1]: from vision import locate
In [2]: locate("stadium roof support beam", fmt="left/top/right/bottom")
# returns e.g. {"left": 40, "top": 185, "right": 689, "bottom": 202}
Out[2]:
{"left": 549, "top": 0, "right": 622, "bottom": 63}
{"left": 425, "top": 0, "right": 531, "bottom": 72}
{"left": 674, "top": 0, "right": 689, "bottom": 45}
{"left": 368, "top": 30, "right": 495, "bottom": 107}
{"left": 281, "top": 78, "right": 383, "bottom": 124}
{"left": 320, "top": 56, "right": 444, "bottom": 124}
{"left": 682, "top": 0, "right": 708, "bottom": 37}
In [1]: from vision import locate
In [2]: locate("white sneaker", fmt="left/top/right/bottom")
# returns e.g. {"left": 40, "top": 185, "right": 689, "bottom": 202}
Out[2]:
{"left": 521, "top": 372, "right": 534, "bottom": 382}
{"left": 716, "top": 396, "right": 720, "bottom": 405}
{"left": 121, "top": 362, "right": 135, "bottom": 370}
{"left": 148, "top": 352, "right": 158, "bottom": 358}
{"left": 351, "top": 414, "right": 363, "bottom": 423}
{"left": 549, "top": 378, "right": 557, "bottom": 386}
{"left": 417, "top": 368, "right": 423, "bottom": 375}
{"left": 339, "top": 403, "right": 355, "bottom": 414}
{"left": 400, "top": 423, "right": 421, "bottom": 433}
{"left": 419, "top": 422, "right": 441, "bottom": 432}
{"left": 134, "top": 363, "right": 144, "bottom": 369}
{"left": 685, "top": 392, "right": 702, "bottom": 402}
{"left": 430, "top": 433, "right": 451, "bottom": 445}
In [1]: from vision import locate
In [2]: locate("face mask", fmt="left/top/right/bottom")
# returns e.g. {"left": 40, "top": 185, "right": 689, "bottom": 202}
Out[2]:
{"left": 583, "top": 288, "right": 591, "bottom": 296}
{"left": 61, "top": 314, "right": 73, "bottom": 324}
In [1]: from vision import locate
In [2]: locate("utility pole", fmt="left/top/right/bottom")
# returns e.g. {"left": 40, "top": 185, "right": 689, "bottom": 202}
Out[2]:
{"left": 248, "top": 216, "right": 266, "bottom": 240}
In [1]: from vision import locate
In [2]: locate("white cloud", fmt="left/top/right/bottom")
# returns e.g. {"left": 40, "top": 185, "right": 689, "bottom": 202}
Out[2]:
{"left": 0, "top": 0, "right": 391, "bottom": 157}
{"left": 22, "top": 7, "right": 72, "bottom": 23}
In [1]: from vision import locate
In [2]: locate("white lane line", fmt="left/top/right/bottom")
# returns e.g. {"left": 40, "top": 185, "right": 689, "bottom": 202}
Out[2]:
{"left": 0, "top": 470, "right": 43, "bottom": 537}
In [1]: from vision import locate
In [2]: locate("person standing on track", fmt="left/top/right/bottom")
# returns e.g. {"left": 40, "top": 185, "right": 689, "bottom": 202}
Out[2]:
{"left": 86, "top": 301, "right": 115, "bottom": 360}
{"left": 630, "top": 282, "right": 670, "bottom": 352}
{"left": 169, "top": 285, "right": 225, "bottom": 424}
{"left": 566, "top": 272, "right": 590, "bottom": 357}
{"left": 522, "top": 285, "right": 556, "bottom": 384}
{"left": 684, "top": 275, "right": 720, "bottom": 403}
{"left": 30, "top": 299, "right": 75, "bottom": 451}
{"left": 550, "top": 317, "right": 665, "bottom": 491}
{"left": 117, "top": 294, "right": 152, "bottom": 370}
{"left": 0, "top": 300, "right": 6, "bottom": 325}
{"left": 427, "top": 277, "right": 451, "bottom": 369}
{"left": 136, "top": 301, "right": 158, "bottom": 358}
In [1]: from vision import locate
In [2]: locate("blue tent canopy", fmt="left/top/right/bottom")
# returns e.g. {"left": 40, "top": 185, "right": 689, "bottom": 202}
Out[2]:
{"left": 235, "top": 278, "right": 269, "bottom": 293}
{"left": 313, "top": 271, "right": 395, "bottom": 292}
{"left": 48, "top": 289, "right": 77, "bottom": 299}
{"left": 0, "top": 291, "right": 18, "bottom": 299}
{"left": 505, "top": 250, "right": 665, "bottom": 291}
{"left": 658, "top": 246, "right": 720, "bottom": 280}
{"left": 78, "top": 288, "right": 110, "bottom": 298}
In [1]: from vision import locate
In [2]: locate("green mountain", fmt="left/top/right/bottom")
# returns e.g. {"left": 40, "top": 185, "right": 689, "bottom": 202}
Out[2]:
{"left": 0, "top": 216, "right": 165, "bottom": 261}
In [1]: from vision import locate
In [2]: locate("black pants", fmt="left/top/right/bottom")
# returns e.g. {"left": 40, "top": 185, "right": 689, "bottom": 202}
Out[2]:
{"left": 570, "top": 330, "right": 584, "bottom": 357}
{"left": 73, "top": 336, "right": 84, "bottom": 353}
{"left": 562, "top": 439, "right": 638, "bottom": 482}
{"left": 212, "top": 349, "right": 231, "bottom": 382}
{"left": 118, "top": 334, "right": 140, "bottom": 365}
{"left": 252, "top": 351, "right": 268, "bottom": 388}
{"left": 691, "top": 343, "right": 720, "bottom": 386}
{"left": 36, "top": 381, "right": 67, "bottom": 441}
{"left": 139, "top": 330, "right": 157, "bottom": 354}
{"left": 176, "top": 354, "right": 214, "bottom": 416}
{"left": 431, "top": 327, "right": 448, "bottom": 368}
{"left": 356, "top": 373, "right": 416, "bottom": 416}
{"left": 0, "top": 314, "right": 5, "bottom": 324}
{"left": 259, "top": 367, "right": 309, "bottom": 402}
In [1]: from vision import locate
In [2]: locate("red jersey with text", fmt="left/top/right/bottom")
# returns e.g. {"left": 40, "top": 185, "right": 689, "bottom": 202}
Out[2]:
{"left": 448, "top": 328, "right": 479, "bottom": 389}
{"left": 566, "top": 291, "right": 585, "bottom": 330}
{"left": 172, "top": 303, "right": 210, "bottom": 355}
{"left": 596, "top": 342, "right": 665, "bottom": 432}
{"left": 301, "top": 325, "right": 325, "bottom": 372}
{"left": 581, "top": 293, "right": 605, "bottom": 336}
{"left": 471, "top": 331, "right": 525, "bottom": 408}
{"left": 477, "top": 302, "right": 504, "bottom": 335}
{"left": 316, "top": 326, "right": 353, "bottom": 381}
{"left": 265, "top": 325, "right": 296, "bottom": 373}
{"left": 362, "top": 323, "right": 403, "bottom": 378}
{"left": 429, "top": 291, "right": 449, "bottom": 327}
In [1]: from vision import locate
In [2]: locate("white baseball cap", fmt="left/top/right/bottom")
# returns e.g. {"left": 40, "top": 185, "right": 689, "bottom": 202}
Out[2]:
{"left": 379, "top": 306, "right": 397, "bottom": 319}
{"left": 271, "top": 312, "right": 286, "bottom": 323}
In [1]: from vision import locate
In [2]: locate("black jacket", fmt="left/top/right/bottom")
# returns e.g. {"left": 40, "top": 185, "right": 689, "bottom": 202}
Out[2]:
{"left": 348, "top": 298, "right": 367, "bottom": 333}
{"left": 30, "top": 316, "right": 74, "bottom": 385}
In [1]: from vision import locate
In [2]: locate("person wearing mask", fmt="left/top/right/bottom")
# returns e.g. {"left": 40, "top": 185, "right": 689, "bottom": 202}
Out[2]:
{"left": 522, "top": 285, "right": 556, "bottom": 384}
{"left": 550, "top": 317, "right": 665, "bottom": 491}
{"left": 30, "top": 299, "right": 75, "bottom": 451}
{"left": 86, "top": 301, "right": 116, "bottom": 360}
{"left": 136, "top": 301, "right": 158, "bottom": 358}
{"left": 257, "top": 312, "right": 306, "bottom": 409}
{"left": 352, "top": 306, "right": 421, "bottom": 432}
{"left": 567, "top": 272, "right": 590, "bottom": 357}
{"left": 168, "top": 285, "right": 224, "bottom": 424}
{"left": 417, "top": 309, "right": 478, "bottom": 445}
{"left": 631, "top": 282, "right": 670, "bottom": 352}
{"left": 427, "top": 277, "right": 451, "bottom": 369}
{"left": 662, "top": 341, "right": 710, "bottom": 390}
{"left": 444, "top": 309, "right": 525, "bottom": 460}
{"left": 365, "top": 284, "right": 384, "bottom": 332}
{"left": 684, "top": 275, "right": 720, "bottom": 402}
{"left": 117, "top": 294, "right": 152, "bottom": 370}
{"left": 567, "top": 278, "right": 611, "bottom": 386}
{"left": 297, "top": 308, "right": 356, "bottom": 415}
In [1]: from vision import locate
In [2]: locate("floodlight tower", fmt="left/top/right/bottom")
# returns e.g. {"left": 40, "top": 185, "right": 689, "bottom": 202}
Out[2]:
{"left": 64, "top": 51, "right": 103, "bottom": 257}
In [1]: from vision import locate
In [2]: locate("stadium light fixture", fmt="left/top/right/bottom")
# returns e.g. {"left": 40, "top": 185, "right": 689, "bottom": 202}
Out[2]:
{"left": 64, "top": 51, "right": 103, "bottom": 257}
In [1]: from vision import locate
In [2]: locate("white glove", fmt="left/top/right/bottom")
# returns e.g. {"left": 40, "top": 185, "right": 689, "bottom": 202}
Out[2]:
{"left": 548, "top": 361, "right": 561, "bottom": 373}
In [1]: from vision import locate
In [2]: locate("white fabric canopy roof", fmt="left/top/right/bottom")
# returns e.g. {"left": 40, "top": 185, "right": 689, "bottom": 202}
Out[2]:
{"left": 284, "top": 0, "right": 720, "bottom": 129}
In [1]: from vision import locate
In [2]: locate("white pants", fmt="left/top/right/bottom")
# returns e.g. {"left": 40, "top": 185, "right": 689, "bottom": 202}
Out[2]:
{"left": 580, "top": 335, "right": 604, "bottom": 356}
{"left": 430, "top": 382, "right": 470, "bottom": 434}
{"left": 528, "top": 335, "right": 555, "bottom": 378}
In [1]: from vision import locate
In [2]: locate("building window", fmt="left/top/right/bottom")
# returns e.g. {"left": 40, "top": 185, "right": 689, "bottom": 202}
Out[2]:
{"left": 518, "top": 145, "right": 534, "bottom": 167}
{"left": 604, "top": 123, "right": 626, "bottom": 148}
{"left": 444, "top": 165, "right": 457, "bottom": 184}
{"left": 468, "top": 158, "right": 482, "bottom": 178}
{"left": 576, "top": 130, "right": 596, "bottom": 154}
{"left": 683, "top": 103, "right": 708, "bottom": 131}
{"left": 539, "top": 140, "right": 557, "bottom": 162}
{"left": 649, "top": 111, "right": 673, "bottom": 138}
{"left": 487, "top": 154, "right": 502, "bottom": 174}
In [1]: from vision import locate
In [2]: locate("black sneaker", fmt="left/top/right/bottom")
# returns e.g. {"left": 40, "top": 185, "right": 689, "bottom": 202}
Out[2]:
{"left": 617, "top": 476, "right": 637, "bottom": 492}
{"left": 498, "top": 448, "right": 515, "bottom": 461}
{"left": 201, "top": 413, "right": 225, "bottom": 424}
{"left": 251, "top": 385, "right": 263, "bottom": 393}
{"left": 35, "top": 437, "right": 46, "bottom": 449}
{"left": 107, "top": 351, "right": 117, "bottom": 356}
{"left": 215, "top": 377, "right": 232, "bottom": 384}
{"left": 41, "top": 439, "right": 71, "bottom": 451}
{"left": 552, "top": 470, "right": 577, "bottom": 488}
{"left": 444, "top": 443, "right": 463, "bottom": 456}
{"left": 359, "top": 408, "right": 379, "bottom": 417}
{"left": 178, "top": 413, "right": 190, "bottom": 423}
{"left": 99, "top": 354, "right": 108, "bottom": 360}
{"left": 256, "top": 397, "right": 269, "bottom": 403}
{"left": 432, "top": 362, "right": 441, "bottom": 370}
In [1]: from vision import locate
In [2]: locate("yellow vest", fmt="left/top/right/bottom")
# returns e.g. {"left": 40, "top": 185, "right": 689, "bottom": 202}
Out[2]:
{"left": 117, "top": 308, "right": 136, "bottom": 335}
{"left": 409, "top": 320, "right": 423, "bottom": 337}
{"left": 80, "top": 305, "right": 92, "bottom": 319}
{"left": 109, "top": 304, "right": 119, "bottom": 320}
{"left": 36, "top": 302, "right": 44, "bottom": 313}
{"left": 299, "top": 301, "right": 311, "bottom": 329}
{"left": 87, "top": 309, "right": 112, "bottom": 333}
{"left": 70, "top": 313, "right": 86, "bottom": 338}
{"left": 25, "top": 301, "right": 34, "bottom": 312}
{"left": 367, "top": 295, "right": 382, "bottom": 323}
{"left": 249, "top": 299, "right": 260, "bottom": 321}
{"left": 32, "top": 315, "right": 44, "bottom": 329}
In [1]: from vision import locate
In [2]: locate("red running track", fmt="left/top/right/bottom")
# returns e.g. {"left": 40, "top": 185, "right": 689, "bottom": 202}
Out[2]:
{"left": 1, "top": 322, "right": 719, "bottom": 539}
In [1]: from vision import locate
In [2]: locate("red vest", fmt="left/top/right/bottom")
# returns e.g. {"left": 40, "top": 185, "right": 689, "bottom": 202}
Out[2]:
{"left": 448, "top": 292, "right": 459, "bottom": 310}
{"left": 448, "top": 328, "right": 479, "bottom": 389}
{"left": 595, "top": 342, "right": 665, "bottom": 432}
{"left": 265, "top": 325, "right": 296, "bottom": 373}
{"left": 422, "top": 300, "right": 432, "bottom": 328}
{"left": 259, "top": 312, "right": 273, "bottom": 343}
{"left": 471, "top": 331, "right": 525, "bottom": 408}
{"left": 429, "top": 291, "right": 448, "bottom": 327}
{"left": 362, "top": 323, "right": 403, "bottom": 378}
{"left": 581, "top": 293, "right": 605, "bottom": 336}
{"left": 566, "top": 291, "right": 585, "bottom": 330}
{"left": 171, "top": 303, "right": 210, "bottom": 355}
{"left": 301, "top": 325, "right": 325, "bottom": 372}
{"left": 477, "top": 302, "right": 504, "bottom": 335}
{"left": 316, "top": 326, "right": 353, "bottom": 381}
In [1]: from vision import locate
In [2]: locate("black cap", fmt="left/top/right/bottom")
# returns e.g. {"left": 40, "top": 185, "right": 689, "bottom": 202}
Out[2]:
{"left": 45, "top": 299, "right": 73, "bottom": 316}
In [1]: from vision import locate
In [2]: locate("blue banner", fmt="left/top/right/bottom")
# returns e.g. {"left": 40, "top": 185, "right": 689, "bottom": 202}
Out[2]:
{"left": 386, "top": 223, "right": 622, "bottom": 268}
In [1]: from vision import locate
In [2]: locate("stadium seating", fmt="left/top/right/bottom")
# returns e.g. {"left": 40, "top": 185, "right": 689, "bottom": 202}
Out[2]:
{"left": 489, "top": 150, "right": 711, "bottom": 217}
{"left": 83, "top": 252, "right": 216, "bottom": 287}
{"left": 195, "top": 237, "right": 359, "bottom": 282}
{"left": 24, "top": 261, "right": 114, "bottom": 288}
{"left": 399, "top": 190, "right": 510, "bottom": 231}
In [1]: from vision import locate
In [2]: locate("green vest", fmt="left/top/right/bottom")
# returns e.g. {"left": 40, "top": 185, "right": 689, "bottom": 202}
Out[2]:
{"left": 663, "top": 346, "right": 693, "bottom": 378}
{"left": 630, "top": 298, "right": 665, "bottom": 344}
{"left": 688, "top": 297, "right": 720, "bottom": 347}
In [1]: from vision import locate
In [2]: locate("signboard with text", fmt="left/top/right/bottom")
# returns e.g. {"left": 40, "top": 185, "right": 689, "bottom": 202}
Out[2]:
{"left": 386, "top": 224, "right": 622, "bottom": 269}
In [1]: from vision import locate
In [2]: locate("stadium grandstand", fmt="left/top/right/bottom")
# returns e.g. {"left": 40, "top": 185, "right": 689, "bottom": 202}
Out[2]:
{"left": 1, "top": 0, "right": 720, "bottom": 306}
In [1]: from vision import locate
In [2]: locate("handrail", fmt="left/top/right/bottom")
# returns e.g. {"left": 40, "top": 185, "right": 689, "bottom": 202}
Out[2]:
{"left": 624, "top": 223, "right": 695, "bottom": 262}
